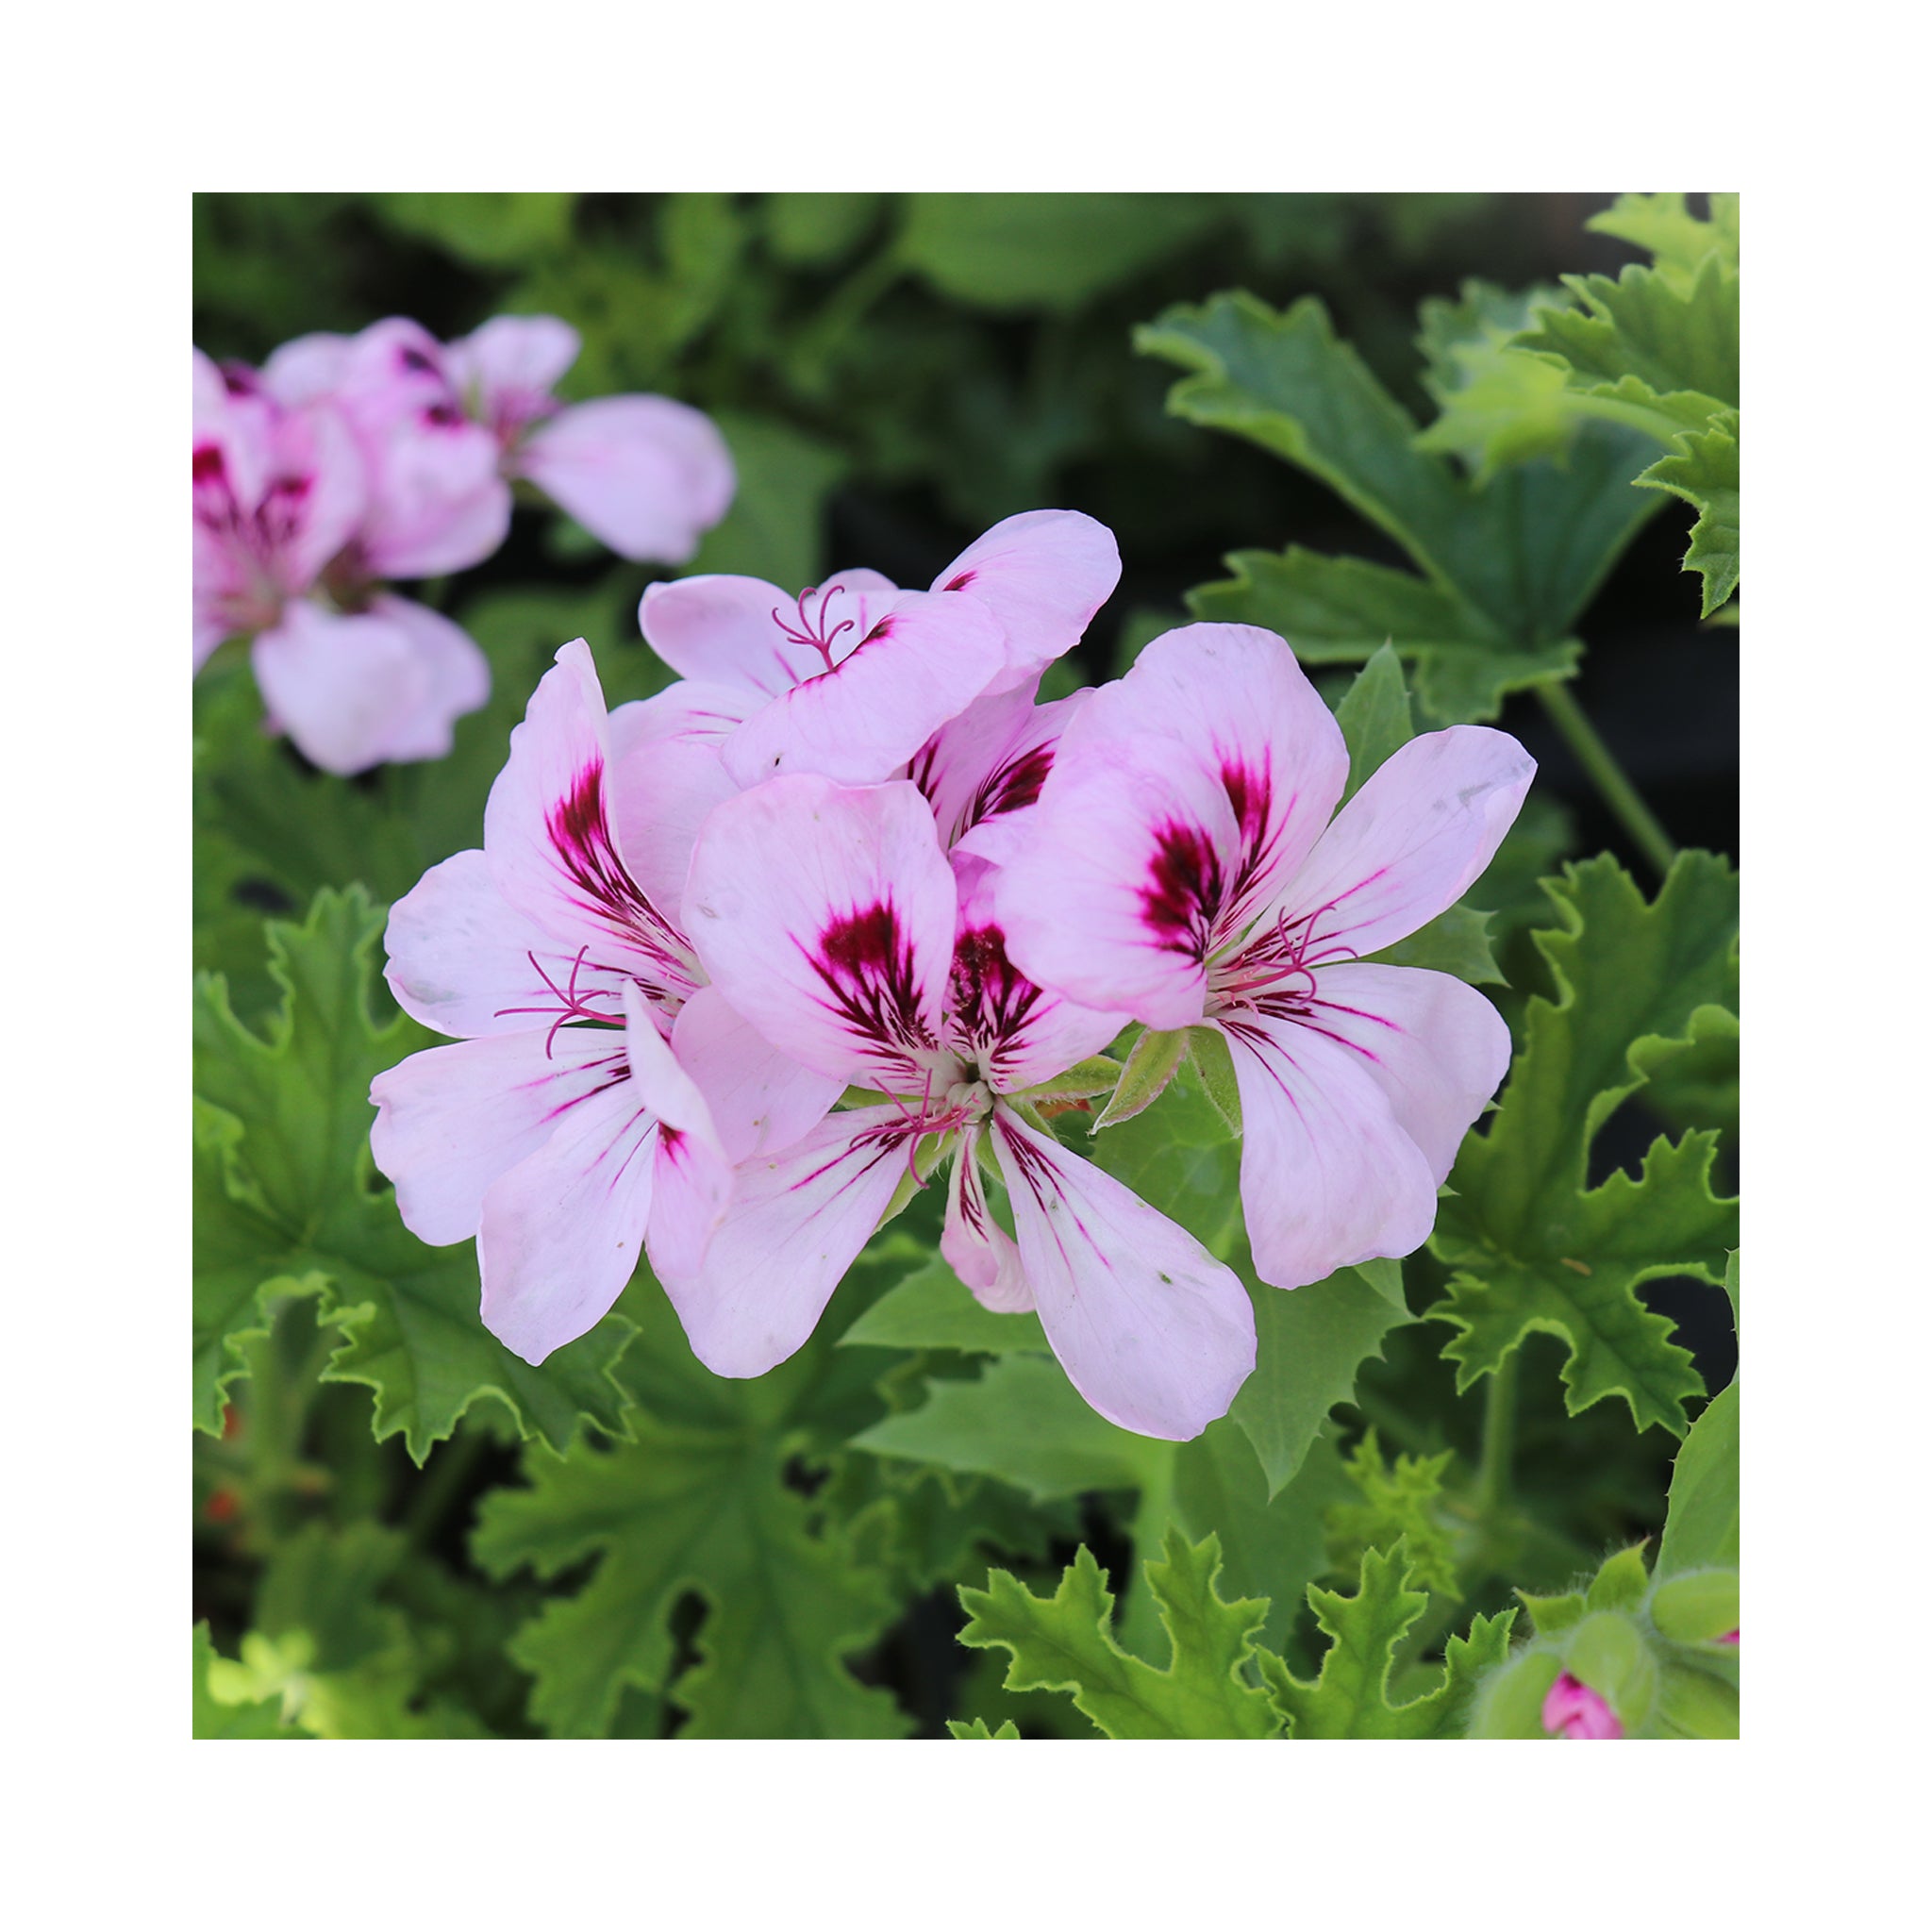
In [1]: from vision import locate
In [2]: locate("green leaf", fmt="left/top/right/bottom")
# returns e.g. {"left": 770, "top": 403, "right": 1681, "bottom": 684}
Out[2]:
{"left": 838, "top": 1252, "right": 1050, "bottom": 1357}
{"left": 1639, "top": 411, "right": 1740, "bottom": 615}
{"left": 1432, "top": 854, "right": 1740, "bottom": 1436}
{"left": 1186, "top": 1025, "right": 1244, "bottom": 1134}
{"left": 373, "top": 192, "right": 575, "bottom": 267}
{"left": 947, "top": 1717, "right": 1022, "bottom": 1740}
{"left": 1659, "top": 1257, "right": 1740, "bottom": 1575}
{"left": 1333, "top": 642, "right": 1415, "bottom": 801}
{"left": 1414, "top": 279, "right": 1586, "bottom": 476}
{"left": 193, "top": 1624, "right": 307, "bottom": 1740}
{"left": 193, "top": 889, "right": 636, "bottom": 1458}
{"left": 1588, "top": 192, "right": 1738, "bottom": 280}
{"left": 1231, "top": 1262, "right": 1414, "bottom": 1495}
{"left": 1586, "top": 1543, "right": 1653, "bottom": 1612}
{"left": 1259, "top": 1542, "right": 1515, "bottom": 1739}
{"left": 900, "top": 192, "right": 1225, "bottom": 312}
{"left": 686, "top": 409, "right": 850, "bottom": 590}
{"left": 956, "top": 1530, "right": 1276, "bottom": 1739}
{"left": 763, "top": 192, "right": 883, "bottom": 267}
{"left": 473, "top": 1289, "right": 911, "bottom": 1740}
{"left": 851, "top": 1354, "right": 1163, "bottom": 1504}
{"left": 1324, "top": 1429, "right": 1459, "bottom": 1597}
{"left": 1092, "top": 1025, "right": 1188, "bottom": 1131}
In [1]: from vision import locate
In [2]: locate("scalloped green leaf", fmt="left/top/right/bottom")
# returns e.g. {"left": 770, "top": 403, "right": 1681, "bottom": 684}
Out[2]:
{"left": 1659, "top": 1254, "right": 1740, "bottom": 1576}
{"left": 956, "top": 1530, "right": 1276, "bottom": 1739}
{"left": 192, "top": 889, "right": 636, "bottom": 1458}
{"left": 838, "top": 1252, "right": 1049, "bottom": 1356}
{"left": 193, "top": 1624, "right": 307, "bottom": 1740}
{"left": 1258, "top": 1542, "right": 1515, "bottom": 1739}
{"left": 1639, "top": 411, "right": 1740, "bottom": 615}
{"left": 1588, "top": 192, "right": 1737, "bottom": 280}
{"left": 1431, "top": 854, "right": 1740, "bottom": 1436}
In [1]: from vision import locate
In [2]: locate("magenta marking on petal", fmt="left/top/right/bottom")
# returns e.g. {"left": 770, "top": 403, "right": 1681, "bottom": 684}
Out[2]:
{"left": 949, "top": 923, "right": 1045, "bottom": 1066}
{"left": 942, "top": 569, "right": 977, "bottom": 591}
{"left": 192, "top": 442, "right": 225, "bottom": 483}
{"left": 808, "top": 900, "right": 938, "bottom": 1068}
{"left": 960, "top": 743, "right": 1055, "bottom": 839}
{"left": 1140, "top": 819, "right": 1225, "bottom": 962}
{"left": 544, "top": 759, "right": 694, "bottom": 988}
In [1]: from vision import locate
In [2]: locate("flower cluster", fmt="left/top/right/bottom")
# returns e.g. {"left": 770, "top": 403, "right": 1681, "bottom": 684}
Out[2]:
{"left": 192, "top": 315, "right": 734, "bottom": 774}
{"left": 369, "top": 509, "right": 1533, "bottom": 1440}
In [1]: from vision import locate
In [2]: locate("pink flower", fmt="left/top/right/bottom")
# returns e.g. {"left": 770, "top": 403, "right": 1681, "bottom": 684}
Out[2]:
{"left": 447, "top": 315, "right": 735, "bottom": 563}
{"left": 263, "top": 319, "right": 510, "bottom": 579}
{"left": 1542, "top": 1672, "right": 1624, "bottom": 1740}
{"left": 369, "top": 641, "right": 841, "bottom": 1363}
{"left": 192, "top": 350, "right": 490, "bottom": 774}
{"left": 1717, "top": 1628, "right": 1740, "bottom": 1644}
{"left": 667, "top": 774, "right": 1257, "bottom": 1441}
{"left": 633, "top": 508, "right": 1120, "bottom": 787}
{"left": 991, "top": 623, "right": 1534, "bottom": 1292}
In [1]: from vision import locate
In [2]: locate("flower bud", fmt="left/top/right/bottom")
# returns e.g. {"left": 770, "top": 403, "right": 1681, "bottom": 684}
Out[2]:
{"left": 1542, "top": 1671, "right": 1623, "bottom": 1740}
{"left": 1650, "top": 1569, "right": 1740, "bottom": 1645}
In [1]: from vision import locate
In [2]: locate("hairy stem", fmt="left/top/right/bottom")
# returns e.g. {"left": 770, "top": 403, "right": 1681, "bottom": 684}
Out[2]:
{"left": 1535, "top": 681, "right": 1677, "bottom": 877}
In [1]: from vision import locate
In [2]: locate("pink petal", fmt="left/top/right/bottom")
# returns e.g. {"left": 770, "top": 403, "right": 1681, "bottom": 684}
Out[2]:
{"left": 250, "top": 601, "right": 431, "bottom": 776}
{"left": 1274, "top": 725, "right": 1535, "bottom": 960}
{"left": 607, "top": 697, "right": 738, "bottom": 922}
{"left": 907, "top": 679, "right": 1091, "bottom": 851}
{"left": 639, "top": 571, "right": 896, "bottom": 700}
{"left": 989, "top": 1109, "right": 1255, "bottom": 1440}
{"left": 683, "top": 774, "right": 957, "bottom": 1089}
{"left": 623, "top": 983, "right": 733, "bottom": 1281}
{"left": 518, "top": 395, "right": 734, "bottom": 563}
{"left": 658, "top": 1105, "right": 926, "bottom": 1376}
{"left": 276, "top": 402, "right": 368, "bottom": 592}
{"left": 446, "top": 314, "right": 580, "bottom": 409}
{"left": 613, "top": 678, "right": 758, "bottom": 758}
{"left": 932, "top": 508, "right": 1121, "bottom": 693}
{"left": 357, "top": 593, "right": 491, "bottom": 762}
{"left": 941, "top": 1124, "right": 1033, "bottom": 1311}
{"left": 720, "top": 590, "right": 1007, "bottom": 789}
{"left": 384, "top": 848, "right": 633, "bottom": 1041}
{"left": 1294, "top": 963, "right": 1512, "bottom": 1183}
{"left": 992, "top": 625, "right": 1347, "bottom": 1032}
{"left": 1218, "top": 1008, "right": 1441, "bottom": 1291}
{"left": 481, "top": 640, "right": 698, "bottom": 998}
{"left": 369, "top": 1025, "right": 631, "bottom": 1246}
{"left": 951, "top": 852, "right": 1124, "bottom": 1091}
{"left": 670, "top": 986, "right": 843, "bottom": 1165}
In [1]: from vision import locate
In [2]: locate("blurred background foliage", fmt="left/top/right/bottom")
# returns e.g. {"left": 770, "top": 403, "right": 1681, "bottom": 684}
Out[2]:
{"left": 193, "top": 193, "right": 1737, "bottom": 1737}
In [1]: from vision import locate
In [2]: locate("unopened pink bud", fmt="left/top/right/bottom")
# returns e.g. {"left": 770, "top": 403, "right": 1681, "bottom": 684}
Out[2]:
{"left": 1541, "top": 1671, "right": 1624, "bottom": 1740}
{"left": 1717, "top": 1628, "right": 1740, "bottom": 1644}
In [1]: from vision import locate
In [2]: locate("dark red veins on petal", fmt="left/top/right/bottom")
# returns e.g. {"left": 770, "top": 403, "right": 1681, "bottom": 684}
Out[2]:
{"left": 192, "top": 443, "right": 225, "bottom": 484}
{"left": 811, "top": 900, "right": 938, "bottom": 1068}
{"left": 545, "top": 760, "right": 694, "bottom": 989}
{"left": 1141, "top": 820, "right": 1225, "bottom": 961}
{"left": 960, "top": 743, "right": 1055, "bottom": 841}
{"left": 949, "top": 922, "right": 1044, "bottom": 1066}
{"left": 941, "top": 569, "right": 977, "bottom": 592}
{"left": 1220, "top": 754, "right": 1288, "bottom": 912}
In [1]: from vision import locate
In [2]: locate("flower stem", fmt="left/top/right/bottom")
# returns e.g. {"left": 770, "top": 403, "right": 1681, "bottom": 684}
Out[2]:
{"left": 1120, "top": 1445, "right": 1178, "bottom": 1657}
{"left": 1535, "top": 682, "right": 1677, "bottom": 878}
{"left": 1477, "top": 1353, "right": 1519, "bottom": 1523}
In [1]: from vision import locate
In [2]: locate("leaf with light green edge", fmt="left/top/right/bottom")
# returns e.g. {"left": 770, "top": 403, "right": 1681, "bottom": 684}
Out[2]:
{"left": 1414, "top": 278, "right": 1588, "bottom": 476}
{"left": 193, "top": 1624, "right": 307, "bottom": 1740}
{"left": 1173, "top": 1422, "right": 1354, "bottom": 1654}
{"left": 686, "top": 409, "right": 850, "bottom": 590}
{"left": 1639, "top": 411, "right": 1740, "bottom": 615}
{"left": 473, "top": 1276, "right": 912, "bottom": 1740}
{"left": 947, "top": 1717, "right": 1022, "bottom": 1740}
{"left": 1588, "top": 192, "right": 1738, "bottom": 280}
{"left": 839, "top": 1252, "right": 1050, "bottom": 1356}
{"left": 1659, "top": 1254, "right": 1740, "bottom": 1576}
{"left": 1519, "top": 256, "right": 1739, "bottom": 425}
{"left": 1186, "top": 1025, "right": 1243, "bottom": 1134}
{"left": 899, "top": 192, "right": 1226, "bottom": 312}
{"left": 372, "top": 192, "right": 575, "bottom": 267}
{"left": 851, "top": 1355, "right": 1163, "bottom": 1504}
{"left": 1432, "top": 853, "right": 1740, "bottom": 1436}
{"left": 1324, "top": 1429, "right": 1459, "bottom": 1598}
{"left": 193, "top": 888, "right": 636, "bottom": 1457}
{"left": 957, "top": 1530, "right": 1277, "bottom": 1740}
{"left": 1140, "top": 291, "right": 1663, "bottom": 712}
{"left": 1091, "top": 1024, "right": 1187, "bottom": 1130}
{"left": 1259, "top": 1541, "right": 1516, "bottom": 1739}
{"left": 763, "top": 192, "right": 884, "bottom": 267}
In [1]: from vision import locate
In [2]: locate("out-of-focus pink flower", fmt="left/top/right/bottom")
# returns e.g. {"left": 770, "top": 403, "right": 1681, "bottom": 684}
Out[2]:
{"left": 1542, "top": 1672, "right": 1624, "bottom": 1740}
{"left": 668, "top": 774, "right": 1255, "bottom": 1441}
{"left": 264, "top": 319, "right": 509, "bottom": 579}
{"left": 1717, "top": 1628, "right": 1740, "bottom": 1644}
{"left": 633, "top": 509, "right": 1119, "bottom": 787}
{"left": 991, "top": 623, "right": 1534, "bottom": 1294}
{"left": 370, "top": 641, "right": 841, "bottom": 1363}
{"left": 192, "top": 349, "right": 489, "bottom": 774}
{"left": 449, "top": 315, "right": 735, "bottom": 564}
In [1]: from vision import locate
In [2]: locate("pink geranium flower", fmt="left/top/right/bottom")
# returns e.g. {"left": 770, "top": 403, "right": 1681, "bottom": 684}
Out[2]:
{"left": 447, "top": 315, "right": 735, "bottom": 563}
{"left": 369, "top": 641, "right": 841, "bottom": 1363}
{"left": 668, "top": 774, "right": 1257, "bottom": 1441}
{"left": 991, "top": 623, "right": 1534, "bottom": 1293}
{"left": 192, "top": 350, "right": 490, "bottom": 774}
{"left": 632, "top": 508, "right": 1119, "bottom": 788}
{"left": 1542, "top": 1672, "right": 1624, "bottom": 1740}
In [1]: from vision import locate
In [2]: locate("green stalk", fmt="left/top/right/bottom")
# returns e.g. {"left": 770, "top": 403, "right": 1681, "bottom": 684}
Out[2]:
{"left": 1535, "top": 682, "right": 1677, "bottom": 878}
{"left": 1476, "top": 1353, "right": 1519, "bottom": 1524}
{"left": 1119, "top": 1445, "right": 1178, "bottom": 1657}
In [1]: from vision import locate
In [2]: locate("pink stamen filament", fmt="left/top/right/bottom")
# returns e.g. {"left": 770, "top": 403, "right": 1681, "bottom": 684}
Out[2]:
{"left": 770, "top": 583, "right": 855, "bottom": 673}
{"left": 492, "top": 945, "right": 630, "bottom": 1058}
